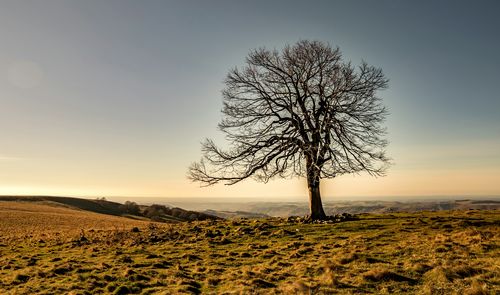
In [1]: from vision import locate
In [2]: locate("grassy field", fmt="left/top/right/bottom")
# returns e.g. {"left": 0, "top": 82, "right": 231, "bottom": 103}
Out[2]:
{"left": 0, "top": 201, "right": 153, "bottom": 243}
{"left": 0, "top": 201, "right": 498, "bottom": 294}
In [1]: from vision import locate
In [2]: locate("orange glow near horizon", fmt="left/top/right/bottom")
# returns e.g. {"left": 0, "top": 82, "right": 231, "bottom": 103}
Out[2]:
{"left": 2, "top": 166, "right": 499, "bottom": 200}
{"left": 2, "top": 140, "right": 499, "bottom": 200}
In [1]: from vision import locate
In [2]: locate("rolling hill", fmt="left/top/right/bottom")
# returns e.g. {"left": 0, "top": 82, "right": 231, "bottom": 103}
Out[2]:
{"left": 0, "top": 196, "right": 218, "bottom": 223}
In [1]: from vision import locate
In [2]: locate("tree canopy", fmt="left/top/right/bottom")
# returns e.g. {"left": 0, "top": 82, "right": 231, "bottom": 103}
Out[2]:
{"left": 189, "top": 40, "right": 390, "bottom": 219}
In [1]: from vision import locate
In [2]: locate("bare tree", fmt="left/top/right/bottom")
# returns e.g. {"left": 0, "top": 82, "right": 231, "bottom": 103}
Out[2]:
{"left": 189, "top": 40, "right": 390, "bottom": 220}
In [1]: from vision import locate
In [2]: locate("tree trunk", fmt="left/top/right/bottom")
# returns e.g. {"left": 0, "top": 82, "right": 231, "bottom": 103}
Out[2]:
{"left": 307, "top": 167, "right": 326, "bottom": 220}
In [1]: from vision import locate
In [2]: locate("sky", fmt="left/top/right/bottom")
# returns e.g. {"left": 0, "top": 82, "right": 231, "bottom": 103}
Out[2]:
{"left": 1, "top": 0, "right": 499, "bottom": 200}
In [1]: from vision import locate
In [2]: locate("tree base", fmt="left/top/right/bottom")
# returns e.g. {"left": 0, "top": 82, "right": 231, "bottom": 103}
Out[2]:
{"left": 309, "top": 214, "right": 327, "bottom": 221}
{"left": 286, "top": 213, "right": 358, "bottom": 224}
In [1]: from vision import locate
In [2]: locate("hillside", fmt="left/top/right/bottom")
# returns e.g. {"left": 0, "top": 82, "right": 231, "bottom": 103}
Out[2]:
{"left": 0, "top": 201, "right": 156, "bottom": 243}
{"left": 0, "top": 204, "right": 498, "bottom": 294}
{"left": 0, "top": 196, "right": 218, "bottom": 223}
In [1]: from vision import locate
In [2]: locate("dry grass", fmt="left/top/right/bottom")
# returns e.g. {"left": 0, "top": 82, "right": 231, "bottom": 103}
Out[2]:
{"left": 0, "top": 202, "right": 498, "bottom": 294}
{"left": 0, "top": 201, "right": 154, "bottom": 242}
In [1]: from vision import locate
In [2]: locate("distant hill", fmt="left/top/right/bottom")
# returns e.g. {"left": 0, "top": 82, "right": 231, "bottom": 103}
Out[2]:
{"left": 0, "top": 196, "right": 219, "bottom": 222}
{"left": 196, "top": 199, "right": 500, "bottom": 218}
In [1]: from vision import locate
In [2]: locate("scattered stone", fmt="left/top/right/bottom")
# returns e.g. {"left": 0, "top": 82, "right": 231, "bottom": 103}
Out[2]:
{"left": 235, "top": 227, "right": 253, "bottom": 235}
{"left": 285, "top": 213, "right": 358, "bottom": 224}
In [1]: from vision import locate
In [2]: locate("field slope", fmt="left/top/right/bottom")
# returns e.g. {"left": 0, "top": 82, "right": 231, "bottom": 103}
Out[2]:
{"left": 0, "top": 201, "right": 156, "bottom": 242}
{"left": 0, "top": 196, "right": 217, "bottom": 223}
{"left": 0, "top": 202, "right": 498, "bottom": 294}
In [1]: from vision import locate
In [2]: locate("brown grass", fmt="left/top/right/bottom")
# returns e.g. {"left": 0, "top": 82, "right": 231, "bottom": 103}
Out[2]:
{"left": 0, "top": 203, "right": 498, "bottom": 294}
{"left": 0, "top": 201, "right": 155, "bottom": 242}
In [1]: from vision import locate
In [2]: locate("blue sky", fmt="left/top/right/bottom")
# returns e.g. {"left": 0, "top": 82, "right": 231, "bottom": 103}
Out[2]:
{"left": 1, "top": 0, "right": 499, "bottom": 199}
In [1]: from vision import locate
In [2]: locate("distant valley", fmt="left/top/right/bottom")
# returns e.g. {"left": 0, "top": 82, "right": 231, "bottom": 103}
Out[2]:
{"left": 107, "top": 196, "right": 500, "bottom": 219}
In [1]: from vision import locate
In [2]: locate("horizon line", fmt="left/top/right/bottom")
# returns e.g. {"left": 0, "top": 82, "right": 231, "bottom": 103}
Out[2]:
{"left": 1, "top": 194, "right": 499, "bottom": 201}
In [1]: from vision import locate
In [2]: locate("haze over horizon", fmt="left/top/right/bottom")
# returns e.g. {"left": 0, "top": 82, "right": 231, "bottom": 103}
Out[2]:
{"left": 1, "top": 0, "right": 499, "bottom": 200}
